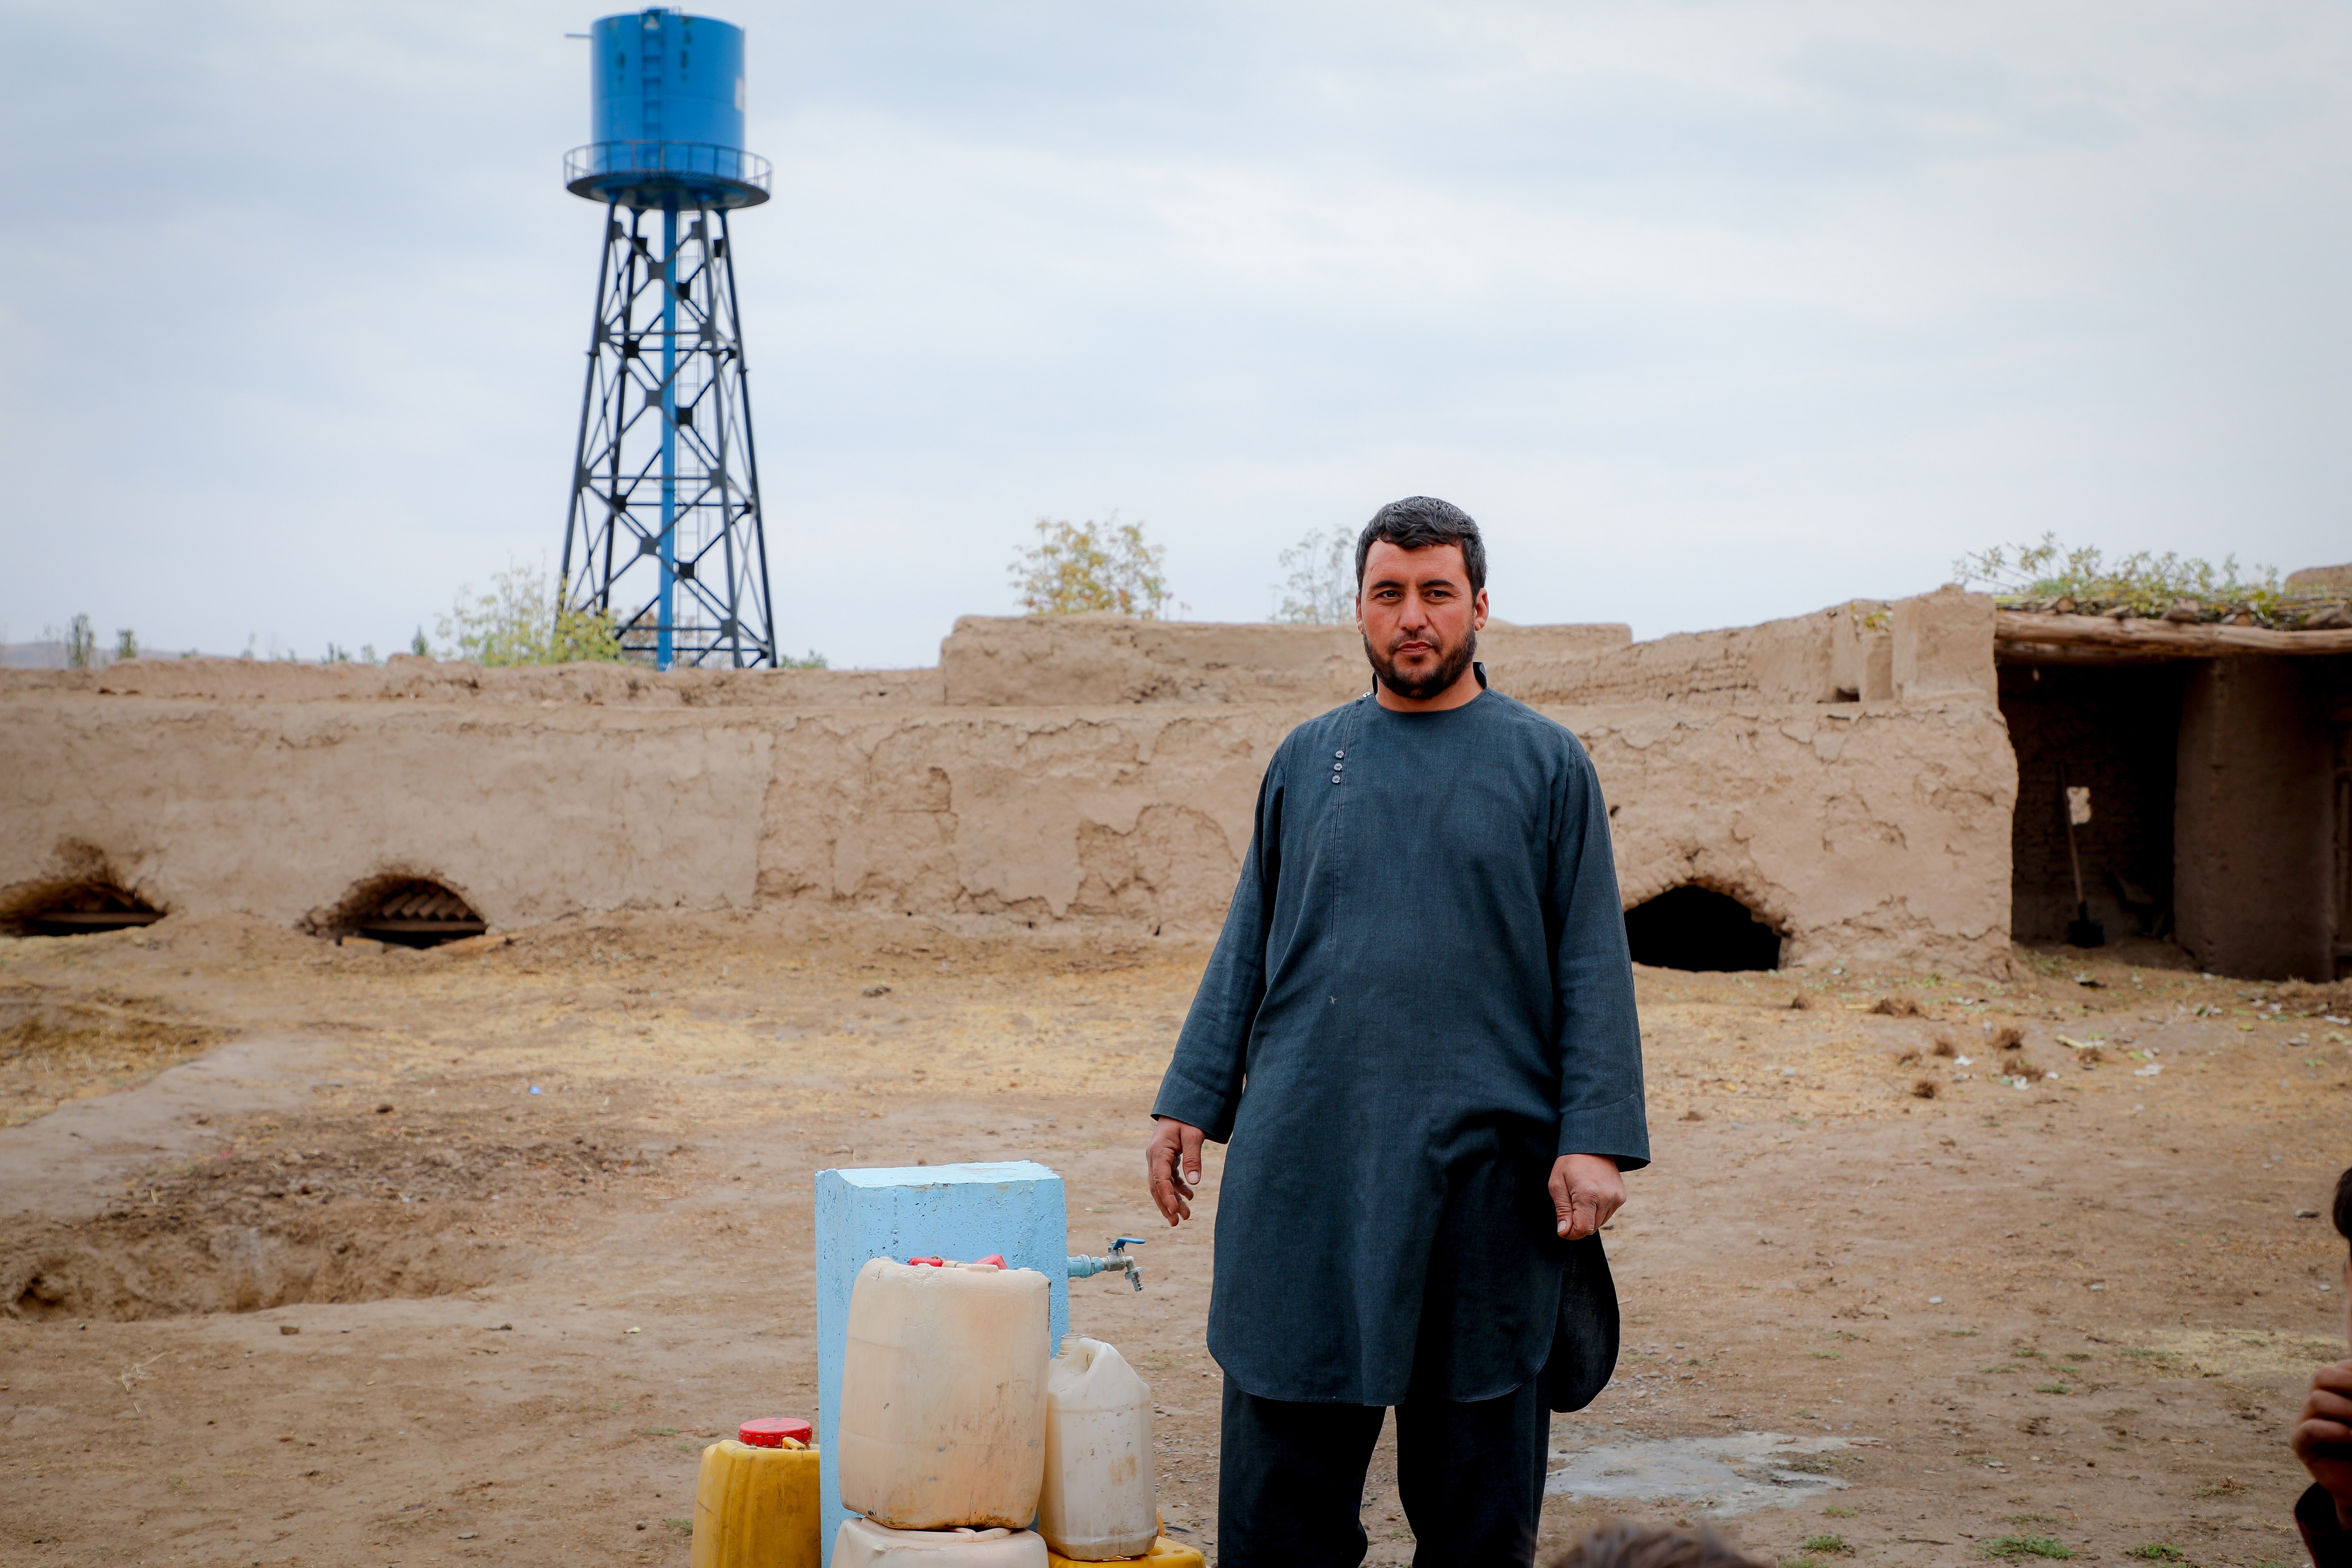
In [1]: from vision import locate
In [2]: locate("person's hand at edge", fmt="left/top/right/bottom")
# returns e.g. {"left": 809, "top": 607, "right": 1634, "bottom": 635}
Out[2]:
{"left": 1550, "top": 1153, "right": 1625, "bottom": 1240}
{"left": 1148, "top": 1116, "right": 1206, "bottom": 1226}
{"left": 2293, "top": 1357, "right": 2352, "bottom": 1531}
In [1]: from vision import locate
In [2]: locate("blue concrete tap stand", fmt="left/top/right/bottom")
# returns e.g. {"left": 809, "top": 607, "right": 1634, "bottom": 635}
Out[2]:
{"left": 814, "top": 1161, "right": 1069, "bottom": 1564}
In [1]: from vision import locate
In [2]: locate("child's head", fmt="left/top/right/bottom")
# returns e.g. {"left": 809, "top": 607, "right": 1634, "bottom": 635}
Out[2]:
{"left": 1549, "top": 1521, "right": 1765, "bottom": 1568}
{"left": 2334, "top": 1165, "right": 2352, "bottom": 1341}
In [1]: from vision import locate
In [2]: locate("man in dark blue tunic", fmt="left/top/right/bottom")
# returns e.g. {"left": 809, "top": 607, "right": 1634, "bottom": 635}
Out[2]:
{"left": 1146, "top": 497, "right": 1648, "bottom": 1568}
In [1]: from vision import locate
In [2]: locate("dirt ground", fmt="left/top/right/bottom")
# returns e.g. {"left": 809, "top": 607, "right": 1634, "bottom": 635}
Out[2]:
{"left": 2, "top": 912, "right": 2348, "bottom": 1568}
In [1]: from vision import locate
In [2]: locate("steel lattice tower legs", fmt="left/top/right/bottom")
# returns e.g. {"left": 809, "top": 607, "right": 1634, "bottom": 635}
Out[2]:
{"left": 562, "top": 202, "right": 776, "bottom": 670}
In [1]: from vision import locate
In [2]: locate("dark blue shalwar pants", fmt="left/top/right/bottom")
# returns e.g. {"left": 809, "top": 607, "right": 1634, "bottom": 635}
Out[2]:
{"left": 1215, "top": 1370, "right": 1548, "bottom": 1568}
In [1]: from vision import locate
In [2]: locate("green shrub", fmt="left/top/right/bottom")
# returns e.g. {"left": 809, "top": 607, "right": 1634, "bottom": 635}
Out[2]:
{"left": 1954, "top": 535, "right": 2314, "bottom": 626}
{"left": 435, "top": 561, "right": 624, "bottom": 666}
{"left": 1272, "top": 526, "right": 1356, "bottom": 624}
{"left": 1010, "top": 515, "right": 1171, "bottom": 618}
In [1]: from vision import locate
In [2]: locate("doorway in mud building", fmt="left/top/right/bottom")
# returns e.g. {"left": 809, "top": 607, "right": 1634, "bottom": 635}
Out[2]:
{"left": 1998, "top": 662, "right": 2184, "bottom": 946}
{"left": 1996, "top": 645, "right": 2350, "bottom": 980}
{"left": 0, "top": 880, "right": 164, "bottom": 937}
{"left": 1624, "top": 886, "right": 1782, "bottom": 972}
{"left": 316, "top": 876, "right": 486, "bottom": 949}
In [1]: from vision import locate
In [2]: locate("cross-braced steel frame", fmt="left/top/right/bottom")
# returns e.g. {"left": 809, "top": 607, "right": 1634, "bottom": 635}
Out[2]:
{"left": 562, "top": 204, "right": 776, "bottom": 670}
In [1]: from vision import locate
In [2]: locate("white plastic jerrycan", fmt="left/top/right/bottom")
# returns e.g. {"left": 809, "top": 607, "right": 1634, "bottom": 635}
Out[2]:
{"left": 1037, "top": 1336, "right": 1156, "bottom": 1560}
{"left": 838, "top": 1258, "right": 1052, "bottom": 1530}
{"left": 832, "top": 1518, "right": 1048, "bottom": 1568}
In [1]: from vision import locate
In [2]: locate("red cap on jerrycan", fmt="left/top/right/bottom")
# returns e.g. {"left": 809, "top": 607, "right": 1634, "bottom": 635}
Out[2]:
{"left": 738, "top": 1417, "right": 812, "bottom": 1448}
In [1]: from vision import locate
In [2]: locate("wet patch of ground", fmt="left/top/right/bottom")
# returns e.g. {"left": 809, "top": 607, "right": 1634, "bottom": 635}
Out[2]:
{"left": 1546, "top": 1432, "right": 1866, "bottom": 1514}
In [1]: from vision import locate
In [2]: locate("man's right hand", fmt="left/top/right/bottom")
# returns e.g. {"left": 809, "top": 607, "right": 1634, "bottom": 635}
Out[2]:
{"left": 1146, "top": 1116, "right": 1206, "bottom": 1226}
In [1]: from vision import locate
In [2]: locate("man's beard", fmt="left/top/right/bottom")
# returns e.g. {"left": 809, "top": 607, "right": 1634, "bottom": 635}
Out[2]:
{"left": 1362, "top": 626, "right": 1478, "bottom": 702}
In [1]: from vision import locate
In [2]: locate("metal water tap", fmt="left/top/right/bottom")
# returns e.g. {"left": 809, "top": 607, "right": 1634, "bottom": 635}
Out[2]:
{"left": 1066, "top": 1236, "right": 1148, "bottom": 1292}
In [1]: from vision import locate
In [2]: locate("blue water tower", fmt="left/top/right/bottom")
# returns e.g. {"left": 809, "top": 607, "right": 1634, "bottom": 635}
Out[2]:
{"left": 560, "top": 8, "right": 777, "bottom": 670}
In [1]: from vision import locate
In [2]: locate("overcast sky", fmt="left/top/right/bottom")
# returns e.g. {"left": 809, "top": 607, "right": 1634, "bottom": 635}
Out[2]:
{"left": 4, "top": 1, "right": 2347, "bottom": 668}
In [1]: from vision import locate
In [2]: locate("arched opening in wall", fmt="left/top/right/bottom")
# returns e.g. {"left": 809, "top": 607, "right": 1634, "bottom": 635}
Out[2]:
{"left": 1624, "top": 886, "right": 1782, "bottom": 972}
{"left": 320, "top": 876, "right": 486, "bottom": 948}
{"left": 0, "top": 882, "right": 164, "bottom": 938}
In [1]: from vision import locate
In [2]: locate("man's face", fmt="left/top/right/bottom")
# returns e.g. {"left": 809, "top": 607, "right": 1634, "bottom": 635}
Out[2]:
{"left": 1356, "top": 540, "right": 1490, "bottom": 701}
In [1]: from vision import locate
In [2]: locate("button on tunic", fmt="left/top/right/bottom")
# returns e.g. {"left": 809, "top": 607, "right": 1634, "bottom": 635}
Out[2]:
{"left": 1152, "top": 689, "right": 1647, "bottom": 1406}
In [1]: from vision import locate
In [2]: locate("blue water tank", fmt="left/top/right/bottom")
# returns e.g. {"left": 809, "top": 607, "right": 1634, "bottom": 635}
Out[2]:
{"left": 566, "top": 8, "right": 769, "bottom": 212}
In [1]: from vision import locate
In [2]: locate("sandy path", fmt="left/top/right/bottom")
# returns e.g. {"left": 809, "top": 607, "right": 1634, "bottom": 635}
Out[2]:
{"left": 2, "top": 912, "right": 2347, "bottom": 1566}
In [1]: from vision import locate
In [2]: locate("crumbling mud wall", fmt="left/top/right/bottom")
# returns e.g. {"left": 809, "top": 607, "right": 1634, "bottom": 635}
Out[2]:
{"left": 1592, "top": 698, "right": 2014, "bottom": 972}
{"left": 0, "top": 590, "right": 2014, "bottom": 972}
{"left": 0, "top": 694, "right": 780, "bottom": 931}
{"left": 938, "top": 616, "right": 1633, "bottom": 708}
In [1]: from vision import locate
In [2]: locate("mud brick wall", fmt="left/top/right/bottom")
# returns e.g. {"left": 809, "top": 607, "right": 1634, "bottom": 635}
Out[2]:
{"left": 0, "top": 592, "right": 2016, "bottom": 974}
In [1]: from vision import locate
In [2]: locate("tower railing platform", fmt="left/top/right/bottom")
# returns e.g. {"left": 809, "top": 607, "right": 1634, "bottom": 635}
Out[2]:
{"left": 566, "top": 140, "right": 772, "bottom": 210}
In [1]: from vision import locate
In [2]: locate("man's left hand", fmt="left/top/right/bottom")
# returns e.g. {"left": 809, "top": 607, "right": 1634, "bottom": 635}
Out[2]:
{"left": 1550, "top": 1154, "right": 1624, "bottom": 1240}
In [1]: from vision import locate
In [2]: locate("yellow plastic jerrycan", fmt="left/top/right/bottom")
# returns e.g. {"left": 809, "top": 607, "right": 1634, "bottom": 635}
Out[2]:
{"left": 690, "top": 1419, "right": 822, "bottom": 1568}
{"left": 840, "top": 1258, "right": 1051, "bottom": 1530}
{"left": 1044, "top": 1534, "right": 1203, "bottom": 1568}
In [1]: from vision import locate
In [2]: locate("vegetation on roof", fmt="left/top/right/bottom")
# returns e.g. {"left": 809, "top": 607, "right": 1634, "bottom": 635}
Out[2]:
{"left": 1954, "top": 534, "right": 2346, "bottom": 629}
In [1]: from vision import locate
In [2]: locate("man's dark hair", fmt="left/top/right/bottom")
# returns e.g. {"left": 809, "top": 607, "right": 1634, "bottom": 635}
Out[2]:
{"left": 1356, "top": 496, "right": 1486, "bottom": 594}
{"left": 1548, "top": 1522, "right": 1765, "bottom": 1568}
{"left": 2334, "top": 1164, "right": 2352, "bottom": 1254}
